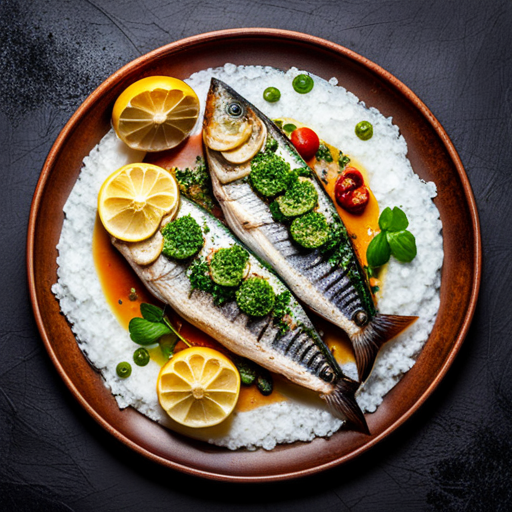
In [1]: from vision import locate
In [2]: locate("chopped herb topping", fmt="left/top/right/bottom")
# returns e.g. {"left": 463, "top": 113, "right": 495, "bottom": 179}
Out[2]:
{"left": 315, "top": 143, "right": 333, "bottom": 162}
{"left": 187, "top": 258, "right": 236, "bottom": 305}
{"left": 236, "top": 277, "right": 275, "bottom": 317}
{"left": 273, "top": 291, "right": 292, "bottom": 333}
{"left": 290, "top": 212, "right": 330, "bottom": 249}
{"left": 174, "top": 157, "right": 215, "bottom": 212}
{"left": 338, "top": 152, "right": 351, "bottom": 171}
{"left": 269, "top": 200, "right": 287, "bottom": 222}
{"left": 162, "top": 215, "right": 204, "bottom": 260}
{"left": 264, "top": 136, "right": 278, "bottom": 153}
{"left": 293, "top": 166, "right": 313, "bottom": 178}
{"left": 209, "top": 245, "right": 249, "bottom": 287}
{"left": 250, "top": 151, "right": 291, "bottom": 197}
{"left": 276, "top": 179, "right": 318, "bottom": 218}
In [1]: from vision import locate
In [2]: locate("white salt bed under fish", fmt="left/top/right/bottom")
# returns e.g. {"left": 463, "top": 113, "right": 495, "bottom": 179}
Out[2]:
{"left": 52, "top": 64, "right": 443, "bottom": 450}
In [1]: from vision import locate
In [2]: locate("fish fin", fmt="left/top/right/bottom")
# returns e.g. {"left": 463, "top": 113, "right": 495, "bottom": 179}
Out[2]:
{"left": 323, "top": 377, "right": 369, "bottom": 435}
{"left": 353, "top": 314, "right": 418, "bottom": 383}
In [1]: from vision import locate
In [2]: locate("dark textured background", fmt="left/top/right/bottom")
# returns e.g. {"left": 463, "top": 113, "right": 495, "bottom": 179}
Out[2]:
{"left": 1, "top": 0, "right": 511, "bottom": 510}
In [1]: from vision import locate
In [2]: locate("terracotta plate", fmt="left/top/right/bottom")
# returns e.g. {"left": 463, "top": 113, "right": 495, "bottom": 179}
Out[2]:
{"left": 27, "top": 29, "right": 481, "bottom": 482}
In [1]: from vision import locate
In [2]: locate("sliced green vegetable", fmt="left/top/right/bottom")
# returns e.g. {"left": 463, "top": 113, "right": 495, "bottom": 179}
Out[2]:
{"left": 290, "top": 212, "right": 330, "bottom": 249}
{"left": 236, "top": 277, "right": 275, "bottom": 317}
{"left": 250, "top": 152, "right": 291, "bottom": 197}
{"left": 162, "top": 215, "right": 204, "bottom": 260}
{"left": 276, "top": 179, "right": 318, "bottom": 218}
{"left": 209, "top": 245, "right": 249, "bottom": 287}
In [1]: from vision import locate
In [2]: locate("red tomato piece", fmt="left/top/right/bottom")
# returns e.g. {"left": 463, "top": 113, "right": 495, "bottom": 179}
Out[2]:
{"left": 290, "top": 127, "right": 320, "bottom": 160}
{"left": 335, "top": 167, "right": 370, "bottom": 214}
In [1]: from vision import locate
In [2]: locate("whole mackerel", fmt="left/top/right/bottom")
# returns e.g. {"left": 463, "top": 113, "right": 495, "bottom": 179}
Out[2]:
{"left": 115, "top": 196, "right": 369, "bottom": 434}
{"left": 203, "top": 78, "right": 416, "bottom": 383}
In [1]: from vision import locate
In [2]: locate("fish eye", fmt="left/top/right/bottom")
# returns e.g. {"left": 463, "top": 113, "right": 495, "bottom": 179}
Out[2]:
{"left": 226, "top": 101, "right": 244, "bottom": 118}
{"left": 354, "top": 310, "right": 369, "bottom": 326}
{"left": 319, "top": 367, "right": 334, "bottom": 383}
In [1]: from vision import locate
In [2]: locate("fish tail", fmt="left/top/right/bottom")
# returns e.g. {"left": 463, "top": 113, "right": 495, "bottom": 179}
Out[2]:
{"left": 323, "top": 377, "right": 369, "bottom": 435}
{"left": 352, "top": 314, "right": 418, "bottom": 383}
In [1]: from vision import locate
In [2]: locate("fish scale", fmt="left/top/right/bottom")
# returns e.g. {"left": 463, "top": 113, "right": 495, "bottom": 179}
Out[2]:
{"left": 203, "top": 77, "right": 417, "bottom": 384}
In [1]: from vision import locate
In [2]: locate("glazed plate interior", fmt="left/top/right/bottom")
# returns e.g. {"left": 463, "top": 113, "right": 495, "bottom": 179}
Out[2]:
{"left": 27, "top": 29, "right": 481, "bottom": 482}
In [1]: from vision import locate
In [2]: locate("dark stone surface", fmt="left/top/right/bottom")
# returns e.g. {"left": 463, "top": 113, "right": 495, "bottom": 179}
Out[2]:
{"left": 1, "top": 0, "right": 511, "bottom": 510}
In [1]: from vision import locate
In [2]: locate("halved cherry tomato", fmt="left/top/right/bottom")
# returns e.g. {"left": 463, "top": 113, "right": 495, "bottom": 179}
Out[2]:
{"left": 290, "top": 127, "right": 320, "bottom": 160}
{"left": 335, "top": 168, "right": 370, "bottom": 214}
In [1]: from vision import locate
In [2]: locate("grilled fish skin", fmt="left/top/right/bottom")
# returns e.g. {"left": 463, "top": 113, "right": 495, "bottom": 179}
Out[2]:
{"left": 203, "top": 78, "right": 416, "bottom": 383}
{"left": 114, "top": 196, "right": 369, "bottom": 434}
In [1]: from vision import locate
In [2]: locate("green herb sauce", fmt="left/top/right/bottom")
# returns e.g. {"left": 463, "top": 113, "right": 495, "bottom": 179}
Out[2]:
{"left": 162, "top": 215, "right": 204, "bottom": 260}
{"left": 187, "top": 258, "right": 236, "bottom": 306}
{"left": 290, "top": 212, "right": 330, "bottom": 249}
{"left": 276, "top": 179, "right": 318, "bottom": 218}
{"left": 315, "top": 143, "right": 333, "bottom": 162}
{"left": 355, "top": 120, "right": 373, "bottom": 141}
{"left": 174, "top": 157, "right": 215, "bottom": 213}
{"left": 250, "top": 151, "right": 291, "bottom": 197}
{"left": 236, "top": 277, "right": 275, "bottom": 317}
{"left": 209, "top": 245, "right": 249, "bottom": 287}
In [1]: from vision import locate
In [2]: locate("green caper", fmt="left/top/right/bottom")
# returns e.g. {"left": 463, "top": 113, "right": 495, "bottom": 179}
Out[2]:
{"left": 292, "top": 74, "right": 314, "bottom": 94}
{"left": 133, "top": 348, "right": 150, "bottom": 367}
{"left": 263, "top": 87, "right": 281, "bottom": 103}
{"left": 355, "top": 121, "right": 373, "bottom": 141}
{"left": 116, "top": 361, "right": 132, "bottom": 378}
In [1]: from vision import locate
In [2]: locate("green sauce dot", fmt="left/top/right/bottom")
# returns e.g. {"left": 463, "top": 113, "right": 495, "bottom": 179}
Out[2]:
{"left": 133, "top": 348, "right": 150, "bottom": 367}
{"left": 292, "top": 74, "right": 314, "bottom": 94}
{"left": 263, "top": 87, "right": 281, "bottom": 102}
{"left": 355, "top": 120, "right": 373, "bottom": 141}
{"left": 116, "top": 361, "right": 132, "bottom": 378}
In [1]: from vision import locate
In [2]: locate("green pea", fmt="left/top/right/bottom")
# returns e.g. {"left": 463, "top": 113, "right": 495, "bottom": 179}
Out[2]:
{"left": 263, "top": 87, "right": 281, "bottom": 102}
{"left": 355, "top": 121, "right": 373, "bottom": 141}
{"left": 133, "top": 348, "right": 150, "bottom": 367}
{"left": 292, "top": 74, "right": 314, "bottom": 94}
{"left": 116, "top": 361, "right": 132, "bottom": 378}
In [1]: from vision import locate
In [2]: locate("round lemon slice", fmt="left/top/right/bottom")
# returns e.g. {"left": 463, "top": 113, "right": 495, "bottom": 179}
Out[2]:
{"left": 157, "top": 347, "right": 240, "bottom": 428}
{"left": 112, "top": 76, "right": 200, "bottom": 152}
{"left": 98, "top": 163, "right": 179, "bottom": 242}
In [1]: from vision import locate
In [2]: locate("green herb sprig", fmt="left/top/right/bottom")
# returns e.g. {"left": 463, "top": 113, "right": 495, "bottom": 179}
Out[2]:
{"left": 366, "top": 207, "right": 417, "bottom": 267}
{"left": 128, "top": 304, "right": 190, "bottom": 360}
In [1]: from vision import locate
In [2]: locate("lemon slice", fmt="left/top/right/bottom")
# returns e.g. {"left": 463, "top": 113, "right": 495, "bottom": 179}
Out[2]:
{"left": 98, "top": 163, "right": 179, "bottom": 242}
{"left": 157, "top": 347, "right": 240, "bottom": 428}
{"left": 112, "top": 76, "right": 200, "bottom": 152}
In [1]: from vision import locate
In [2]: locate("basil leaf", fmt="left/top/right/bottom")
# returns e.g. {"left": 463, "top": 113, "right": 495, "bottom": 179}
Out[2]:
{"left": 378, "top": 207, "right": 393, "bottom": 231}
{"left": 379, "top": 206, "right": 409, "bottom": 231}
{"left": 128, "top": 317, "right": 171, "bottom": 345}
{"left": 387, "top": 230, "right": 417, "bottom": 262}
{"left": 140, "top": 303, "right": 164, "bottom": 323}
{"left": 366, "top": 231, "right": 391, "bottom": 267}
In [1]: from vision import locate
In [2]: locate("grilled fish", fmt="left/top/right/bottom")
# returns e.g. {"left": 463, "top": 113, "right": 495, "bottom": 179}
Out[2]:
{"left": 203, "top": 78, "right": 416, "bottom": 383}
{"left": 114, "top": 196, "right": 369, "bottom": 434}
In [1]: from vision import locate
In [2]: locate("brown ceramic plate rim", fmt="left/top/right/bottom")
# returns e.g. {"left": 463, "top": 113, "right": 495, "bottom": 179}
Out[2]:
{"left": 27, "top": 28, "right": 481, "bottom": 482}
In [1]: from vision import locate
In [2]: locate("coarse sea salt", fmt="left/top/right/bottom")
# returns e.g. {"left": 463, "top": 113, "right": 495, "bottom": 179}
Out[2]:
{"left": 52, "top": 65, "right": 443, "bottom": 450}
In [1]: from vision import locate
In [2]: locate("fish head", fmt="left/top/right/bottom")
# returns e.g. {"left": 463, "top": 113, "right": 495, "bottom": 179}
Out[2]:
{"left": 203, "top": 79, "right": 267, "bottom": 171}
